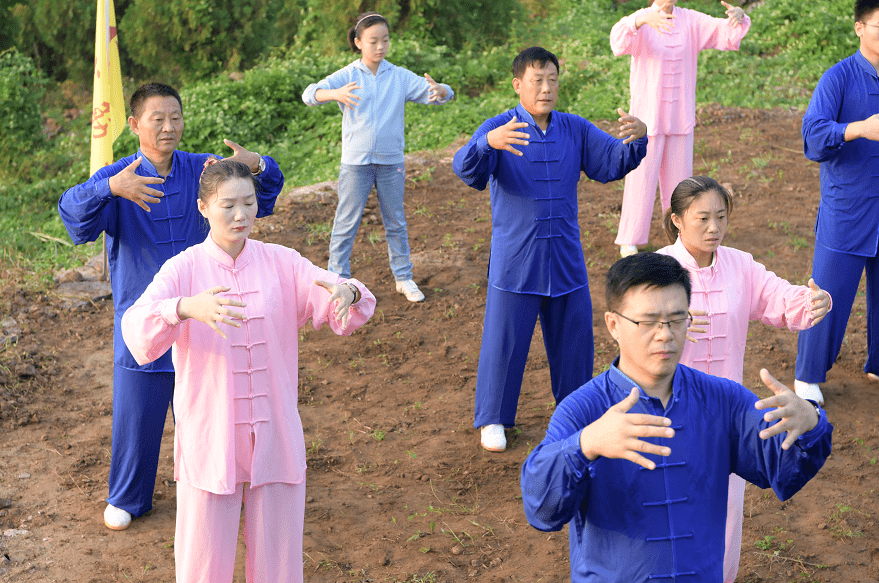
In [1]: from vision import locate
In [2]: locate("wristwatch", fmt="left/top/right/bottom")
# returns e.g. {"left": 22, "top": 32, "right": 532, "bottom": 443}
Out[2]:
{"left": 804, "top": 399, "right": 822, "bottom": 424}
{"left": 252, "top": 155, "right": 266, "bottom": 176}
{"left": 344, "top": 282, "right": 360, "bottom": 304}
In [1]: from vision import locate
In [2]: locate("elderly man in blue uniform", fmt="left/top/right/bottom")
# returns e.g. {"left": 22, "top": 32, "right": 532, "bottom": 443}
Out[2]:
{"left": 794, "top": 0, "right": 879, "bottom": 406}
{"left": 58, "top": 83, "right": 285, "bottom": 530}
{"left": 453, "top": 46, "right": 648, "bottom": 451}
{"left": 521, "top": 253, "right": 833, "bottom": 582}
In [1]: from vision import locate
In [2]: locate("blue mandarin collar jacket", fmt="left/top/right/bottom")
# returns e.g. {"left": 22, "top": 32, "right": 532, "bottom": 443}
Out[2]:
{"left": 521, "top": 361, "right": 832, "bottom": 582}
{"left": 58, "top": 149, "right": 284, "bottom": 371}
{"left": 453, "top": 104, "right": 647, "bottom": 296}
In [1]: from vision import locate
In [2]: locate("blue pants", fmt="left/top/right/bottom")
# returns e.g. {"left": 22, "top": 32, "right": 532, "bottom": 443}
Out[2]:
{"left": 106, "top": 366, "right": 174, "bottom": 517}
{"left": 329, "top": 163, "right": 412, "bottom": 281}
{"left": 796, "top": 241, "right": 879, "bottom": 382}
{"left": 473, "top": 285, "right": 594, "bottom": 428}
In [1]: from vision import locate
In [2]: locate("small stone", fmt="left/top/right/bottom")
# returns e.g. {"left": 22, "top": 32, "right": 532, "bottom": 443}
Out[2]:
{"left": 306, "top": 496, "right": 315, "bottom": 503}
{"left": 14, "top": 363, "right": 35, "bottom": 378}
{"left": 489, "top": 558, "right": 502, "bottom": 568}
{"left": 470, "top": 559, "right": 482, "bottom": 567}
{"left": 451, "top": 545, "right": 463, "bottom": 555}
{"left": 17, "top": 473, "right": 30, "bottom": 480}
{"left": 0, "top": 499, "right": 12, "bottom": 509}
{"left": 2, "top": 529, "right": 28, "bottom": 537}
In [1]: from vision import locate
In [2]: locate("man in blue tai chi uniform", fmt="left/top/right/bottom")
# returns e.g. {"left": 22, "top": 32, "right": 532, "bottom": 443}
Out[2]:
{"left": 453, "top": 46, "right": 648, "bottom": 452}
{"left": 521, "top": 253, "right": 833, "bottom": 582}
{"left": 59, "top": 83, "right": 285, "bottom": 530}
{"left": 794, "top": 0, "right": 879, "bottom": 406}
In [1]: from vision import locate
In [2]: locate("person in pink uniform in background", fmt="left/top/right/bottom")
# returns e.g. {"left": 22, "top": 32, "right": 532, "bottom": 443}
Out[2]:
{"left": 121, "top": 159, "right": 376, "bottom": 583}
{"left": 656, "top": 176, "right": 831, "bottom": 583}
{"left": 611, "top": 0, "right": 751, "bottom": 257}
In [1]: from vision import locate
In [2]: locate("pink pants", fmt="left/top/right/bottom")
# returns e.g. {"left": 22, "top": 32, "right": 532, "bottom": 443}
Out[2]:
{"left": 615, "top": 133, "right": 694, "bottom": 246}
{"left": 175, "top": 425, "right": 306, "bottom": 583}
{"left": 724, "top": 473, "right": 746, "bottom": 583}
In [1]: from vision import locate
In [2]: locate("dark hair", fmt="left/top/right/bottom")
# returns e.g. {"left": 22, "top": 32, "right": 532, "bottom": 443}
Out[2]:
{"left": 605, "top": 253, "right": 691, "bottom": 313}
{"left": 662, "top": 176, "right": 734, "bottom": 243}
{"left": 348, "top": 12, "right": 390, "bottom": 53}
{"left": 130, "top": 83, "right": 183, "bottom": 119}
{"left": 511, "top": 47, "right": 560, "bottom": 79}
{"left": 855, "top": 0, "right": 879, "bottom": 21}
{"left": 198, "top": 159, "right": 259, "bottom": 203}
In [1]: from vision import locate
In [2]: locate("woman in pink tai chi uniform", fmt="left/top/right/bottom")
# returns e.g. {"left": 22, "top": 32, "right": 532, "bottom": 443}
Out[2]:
{"left": 122, "top": 159, "right": 376, "bottom": 583}
{"left": 611, "top": 0, "right": 751, "bottom": 257}
{"left": 657, "top": 176, "right": 831, "bottom": 583}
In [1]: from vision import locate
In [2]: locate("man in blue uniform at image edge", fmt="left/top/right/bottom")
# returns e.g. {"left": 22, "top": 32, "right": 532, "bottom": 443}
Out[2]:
{"left": 453, "top": 46, "right": 648, "bottom": 452}
{"left": 794, "top": 0, "right": 879, "bottom": 406}
{"left": 58, "top": 83, "right": 285, "bottom": 530}
{"left": 521, "top": 253, "right": 833, "bottom": 582}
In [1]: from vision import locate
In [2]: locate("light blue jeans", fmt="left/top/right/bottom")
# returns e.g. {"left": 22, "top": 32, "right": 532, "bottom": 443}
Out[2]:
{"left": 329, "top": 163, "right": 413, "bottom": 281}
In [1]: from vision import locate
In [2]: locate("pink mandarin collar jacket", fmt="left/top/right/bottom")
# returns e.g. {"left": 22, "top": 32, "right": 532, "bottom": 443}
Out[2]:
{"left": 610, "top": 5, "right": 751, "bottom": 136}
{"left": 121, "top": 235, "right": 376, "bottom": 494}
{"left": 658, "top": 238, "right": 831, "bottom": 383}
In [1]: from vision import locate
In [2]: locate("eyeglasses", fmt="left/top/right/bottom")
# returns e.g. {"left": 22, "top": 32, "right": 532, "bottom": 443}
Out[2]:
{"left": 614, "top": 311, "right": 692, "bottom": 334}
{"left": 861, "top": 21, "right": 879, "bottom": 29}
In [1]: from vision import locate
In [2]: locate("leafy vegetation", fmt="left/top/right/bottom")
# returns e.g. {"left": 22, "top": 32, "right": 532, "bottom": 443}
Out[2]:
{"left": 0, "top": 0, "right": 865, "bottom": 284}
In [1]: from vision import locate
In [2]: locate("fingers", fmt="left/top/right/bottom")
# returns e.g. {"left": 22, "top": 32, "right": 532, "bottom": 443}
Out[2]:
{"left": 613, "top": 387, "right": 642, "bottom": 413}
{"left": 223, "top": 138, "right": 242, "bottom": 153}
{"left": 689, "top": 309, "right": 708, "bottom": 317}
{"left": 135, "top": 200, "right": 151, "bottom": 213}
{"left": 424, "top": 73, "right": 436, "bottom": 84}
{"left": 207, "top": 285, "right": 232, "bottom": 295}
{"left": 314, "top": 280, "right": 334, "bottom": 293}
{"left": 208, "top": 321, "right": 228, "bottom": 340}
{"left": 617, "top": 107, "right": 627, "bottom": 118}
{"left": 720, "top": 0, "right": 733, "bottom": 8}
{"left": 503, "top": 144, "right": 524, "bottom": 156}
{"left": 758, "top": 368, "right": 788, "bottom": 397}
{"left": 127, "top": 157, "right": 144, "bottom": 170}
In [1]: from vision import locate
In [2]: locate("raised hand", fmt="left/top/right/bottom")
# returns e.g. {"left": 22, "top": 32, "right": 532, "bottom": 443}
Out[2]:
{"left": 486, "top": 116, "right": 531, "bottom": 156}
{"left": 686, "top": 309, "right": 708, "bottom": 343}
{"left": 807, "top": 278, "right": 831, "bottom": 326}
{"left": 108, "top": 157, "right": 165, "bottom": 212}
{"left": 721, "top": 1, "right": 745, "bottom": 27}
{"left": 333, "top": 81, "right": 363, "bottom": 109}
{"left": 223, "top": 139, "right": 262, "bottom": 174}
{"left": 617, "top": 108, "right": 647, "bottom": 144}
{"left": 754, "top": 369, "right": 821, "bottom": 450}
{"left": 315, "top": 280, "right": 356, "bottom": 328}
{"left": 579, "top": 387, "right": 675, "bottom": 470}
{"left": 635, "top": 7, "right": 676, "bottom": 33}
{"left": 424, "top": 73, "right": 448, "bottom": 102}
{"left": 176, "top": 285, "right": 247, "bottom": 339}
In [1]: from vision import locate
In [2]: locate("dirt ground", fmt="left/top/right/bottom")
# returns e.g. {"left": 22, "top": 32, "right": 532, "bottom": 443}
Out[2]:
{"left": 1, "top": 106, "right": 877, "bottom": 583}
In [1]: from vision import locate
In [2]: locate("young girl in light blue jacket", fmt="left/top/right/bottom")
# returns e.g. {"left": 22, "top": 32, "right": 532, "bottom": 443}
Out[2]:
{"left": 302, "top": 12, "right": 455, "bottom": 302}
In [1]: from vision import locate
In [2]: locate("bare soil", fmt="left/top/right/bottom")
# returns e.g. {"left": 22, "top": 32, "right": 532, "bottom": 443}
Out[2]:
{"left": 1, "top": 107, "right": 877, "bottom": 583}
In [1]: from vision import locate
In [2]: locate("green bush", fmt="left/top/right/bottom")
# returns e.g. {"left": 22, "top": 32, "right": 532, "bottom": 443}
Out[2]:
{"left": 0, "top": 48, "right": 47, "bottom": 173}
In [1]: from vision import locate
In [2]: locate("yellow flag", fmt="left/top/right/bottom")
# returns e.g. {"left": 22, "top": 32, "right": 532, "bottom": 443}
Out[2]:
{"left": 90, "top": 0, "right": 125, "bottom": 175}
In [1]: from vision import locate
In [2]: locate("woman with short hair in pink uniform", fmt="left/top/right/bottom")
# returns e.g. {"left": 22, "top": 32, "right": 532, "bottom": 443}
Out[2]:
{"left": 657, "top": 175, "right": 831, "bottom": 583}
{"left": 121, "top": 159, "right": 376, "bottom": 583}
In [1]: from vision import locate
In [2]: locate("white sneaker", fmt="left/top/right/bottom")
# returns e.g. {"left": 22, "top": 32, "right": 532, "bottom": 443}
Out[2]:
{"left": 395, "top": 279, "right": 425, "bottom": 302}
{"left": 103, "top": 504, "right": 132, "bottom": 531}
{"left": 480, "top": 424, "right": 507, "bottom": 452}
{"left": 794, "top": 380, "right": 824, "bottom": 406}
{"left": 620, "top": 245, "right": 638, "bottom": 257}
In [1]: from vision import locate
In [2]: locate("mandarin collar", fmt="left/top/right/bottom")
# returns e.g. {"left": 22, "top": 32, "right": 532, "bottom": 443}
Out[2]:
{"left": 608, "top": 357, "right": 682, "bottom": 410}
{"left": 135, "top": 149, "right": 177, "bottom": 178}
{"left": 514, "top": 103, "right": 554, "bottom": 134}
{"left": 672, "top": 236, "right": 718, "bottom": 270}
{"left": 353, "top": 58, "right": 392, "bottom": 76}
{"left": 855, "top": 50, "right": 879, "bottom": 79}
{"left": 203, "top": 232, "right": 251, "bottom": 269}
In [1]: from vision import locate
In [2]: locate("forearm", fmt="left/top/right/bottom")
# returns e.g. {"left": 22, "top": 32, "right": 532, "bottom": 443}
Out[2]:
{"left": 58, "top": 178, "right": 115, "bottom": 244}
{"left": 521, "top": 434, "right": 593, "bottom": 531}
{"left": 254, "top": 156, "right": 284, "bottom": 217}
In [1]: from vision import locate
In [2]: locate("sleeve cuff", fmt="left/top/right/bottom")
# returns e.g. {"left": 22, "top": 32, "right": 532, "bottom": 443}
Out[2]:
{"left": 475, "top": 133, "right": 492, "bottom": 155}
{"left": 796, "top": 408, "right": 830, "bottom": 451}
{"left": 562, "top": 431, "right": 597, "bottom": 481}
{"left": 161, "top": 298, "right": 184, "bottom": 326}
{"left": 98, "top": 177, "right": 115, "bottom": 202}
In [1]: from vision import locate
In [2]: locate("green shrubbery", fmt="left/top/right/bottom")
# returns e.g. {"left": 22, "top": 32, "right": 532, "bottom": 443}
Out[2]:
{"left": 0, "top": 48, "right": 47, "bottom": 171}
{"left": 0, "top": 0, "right": 866, "bottom": 283}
